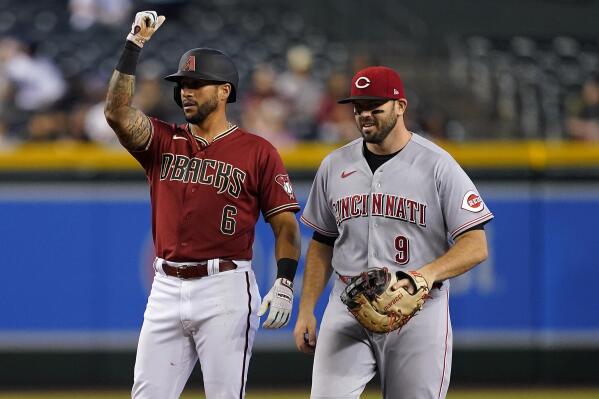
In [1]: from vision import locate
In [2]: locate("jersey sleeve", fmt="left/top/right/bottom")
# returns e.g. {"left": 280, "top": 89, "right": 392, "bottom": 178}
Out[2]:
{"left": 300, "top": 157, "right": 339, "bottom": 237}
{"left": 436, "top": 154, "right": 494, "bottom": 240}
{"left": 258, "top": 144, "right": 300, "bottom": 219}
{"left": 126, "top": 117, "right": 172, "bottom": 176}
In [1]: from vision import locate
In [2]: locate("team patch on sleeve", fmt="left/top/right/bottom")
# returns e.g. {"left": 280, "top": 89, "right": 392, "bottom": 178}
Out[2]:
{"left": 461, "top": 190, "right": 484, "bottom": 212}
{"left": 275, "top": 174, "right": 295, "bottom": 199}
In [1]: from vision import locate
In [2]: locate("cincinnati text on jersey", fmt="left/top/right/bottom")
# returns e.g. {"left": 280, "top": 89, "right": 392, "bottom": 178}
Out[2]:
{"left": 331, "top": 193, "right": 426, "bottom": 227}
{"left": 159, "top": 153, "right": 246, "bottom": 198}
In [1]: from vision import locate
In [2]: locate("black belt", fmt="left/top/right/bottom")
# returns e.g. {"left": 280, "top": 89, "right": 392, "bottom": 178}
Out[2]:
{"left": 337, "top": 271, "right": 443, "bottom": 289}
{"left": 162, "top": 260, "right": 237, "bottom": 279}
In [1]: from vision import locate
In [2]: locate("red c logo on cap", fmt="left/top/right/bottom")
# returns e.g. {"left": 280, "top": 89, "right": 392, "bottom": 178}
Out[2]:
{"left": 355, "top": 76, "right": 370, "bottom": 89}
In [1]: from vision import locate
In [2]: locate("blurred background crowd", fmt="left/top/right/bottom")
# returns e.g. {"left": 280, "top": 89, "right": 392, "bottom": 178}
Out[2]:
{"left": 1, "top": 0, "right": 599, "bottom": 149}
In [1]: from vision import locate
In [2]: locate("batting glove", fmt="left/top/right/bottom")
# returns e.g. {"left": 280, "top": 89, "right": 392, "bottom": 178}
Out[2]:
{"left": 257, "top": 278, "right": 293, "bottom": 328}
{"left": 126, "top": 11, "right": 166, "bottom": 48}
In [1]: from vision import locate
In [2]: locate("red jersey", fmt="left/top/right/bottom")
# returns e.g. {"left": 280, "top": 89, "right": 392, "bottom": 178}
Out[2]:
{"left": 129, "top": 118, "right": 300, "bottom": 262}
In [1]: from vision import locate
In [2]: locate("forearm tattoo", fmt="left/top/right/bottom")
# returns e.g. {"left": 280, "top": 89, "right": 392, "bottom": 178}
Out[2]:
{"left": 105, "top": 71, "right": 151, "bottom": 150}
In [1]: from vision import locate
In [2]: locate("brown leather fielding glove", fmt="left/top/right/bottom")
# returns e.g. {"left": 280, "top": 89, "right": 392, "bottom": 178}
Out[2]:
{"left": 340, "top": 268, "right": 429, "bottom": 333}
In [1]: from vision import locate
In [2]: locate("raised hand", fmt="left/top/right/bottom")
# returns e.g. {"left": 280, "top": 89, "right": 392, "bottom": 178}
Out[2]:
{"left": 126, "top": 11, "right": 166, "bottom": 48}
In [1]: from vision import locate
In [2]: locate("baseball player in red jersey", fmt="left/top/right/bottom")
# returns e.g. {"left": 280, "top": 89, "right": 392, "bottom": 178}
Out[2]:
{"left": 105, "top": 11, "right": 301, "bottom": 399}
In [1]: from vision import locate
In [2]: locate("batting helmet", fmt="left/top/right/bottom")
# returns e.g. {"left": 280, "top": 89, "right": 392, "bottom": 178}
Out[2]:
{"left": 164, "top": 48, "right": 239, "bottom": 106}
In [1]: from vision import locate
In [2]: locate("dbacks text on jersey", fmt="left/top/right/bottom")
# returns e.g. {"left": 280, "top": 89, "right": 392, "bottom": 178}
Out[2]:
{"left": 160, "top": 153, "right": 247, "bottom": 198}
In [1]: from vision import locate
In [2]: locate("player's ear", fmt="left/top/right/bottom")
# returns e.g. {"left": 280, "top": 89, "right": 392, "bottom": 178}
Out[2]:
{"left": 218, "top": 83, "right": 232, "bottom": 102}
{"left": 396, "top": 99, "right": 408, "bottom": 116}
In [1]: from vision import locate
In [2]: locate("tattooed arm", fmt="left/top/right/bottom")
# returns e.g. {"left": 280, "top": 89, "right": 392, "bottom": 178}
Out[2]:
{"left": 104, "top": 11, "right": 165, "bottom": 151}
{"left": 104, "top": 71, "right": 152, "bottom": 151}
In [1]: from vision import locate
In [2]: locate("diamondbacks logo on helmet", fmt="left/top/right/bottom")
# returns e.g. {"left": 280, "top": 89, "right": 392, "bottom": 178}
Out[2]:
{"left": 275, "top": 174, "right": 295, "bottom": 199}
{"left": 183, "top": 55, "right": 196, "bottom": 72}
{"left": 461, "top": 190, "right": 484, "bottom": 212}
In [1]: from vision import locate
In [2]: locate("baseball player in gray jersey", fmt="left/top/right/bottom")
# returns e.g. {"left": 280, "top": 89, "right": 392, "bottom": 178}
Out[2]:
{"left": 293, "top": 66, "right": 493, "bottom": 399}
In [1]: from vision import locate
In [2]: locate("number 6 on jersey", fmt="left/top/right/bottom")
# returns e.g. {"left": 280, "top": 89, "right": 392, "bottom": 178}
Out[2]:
{"left": 221, "top": 205, "right": 237, "bottom": 235}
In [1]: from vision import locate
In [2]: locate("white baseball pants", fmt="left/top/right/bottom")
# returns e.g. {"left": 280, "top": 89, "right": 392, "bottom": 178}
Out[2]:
{"left": 132, "top": 259, "right": 260, "bottom": 399}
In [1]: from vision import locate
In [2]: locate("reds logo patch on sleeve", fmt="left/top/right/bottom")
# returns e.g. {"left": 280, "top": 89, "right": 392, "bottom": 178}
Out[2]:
{"left": 461, "top": 190, "right": 484, "bottom": 212}
{"left": 275, "top": 174, "right": 295, "bottom": 199}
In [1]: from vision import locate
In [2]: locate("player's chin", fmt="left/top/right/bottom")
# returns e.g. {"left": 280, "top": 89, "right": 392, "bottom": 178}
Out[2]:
{"left": 184, "top": 111, "right": 206, "bottom": 124}
{"left": 362, "top": 131, "right": 383, "bottom": 144}
{"left": 182, "top": 107, "right": 196, "bottom": 118}
{"left": 360, "top": 125, "right": 377, "bottom": 135}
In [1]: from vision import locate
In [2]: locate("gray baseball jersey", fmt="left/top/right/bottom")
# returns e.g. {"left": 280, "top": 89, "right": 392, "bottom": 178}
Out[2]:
{"left": 301, "top": 134, "right": 493, "bottom": 276}
{"left": 301, "top": 133, "right": 493, "bottom": 399}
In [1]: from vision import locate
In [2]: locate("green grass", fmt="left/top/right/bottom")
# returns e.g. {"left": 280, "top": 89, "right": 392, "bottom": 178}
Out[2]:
{"left": 0, "top": 389, "right": 598, "bottom": 399}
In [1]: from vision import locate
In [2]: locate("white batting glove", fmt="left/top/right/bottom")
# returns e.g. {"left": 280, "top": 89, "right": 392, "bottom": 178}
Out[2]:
{"left": 126, "top": 11, "right": 166, "bottom": 48}
{"left": 257, "top": 278, "right": 294, "bottom": 328}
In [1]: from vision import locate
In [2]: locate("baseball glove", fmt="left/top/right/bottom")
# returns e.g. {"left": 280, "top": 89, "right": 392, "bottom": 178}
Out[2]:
{"left": 340, "top": 268, "right": 429, "bottom": 333}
